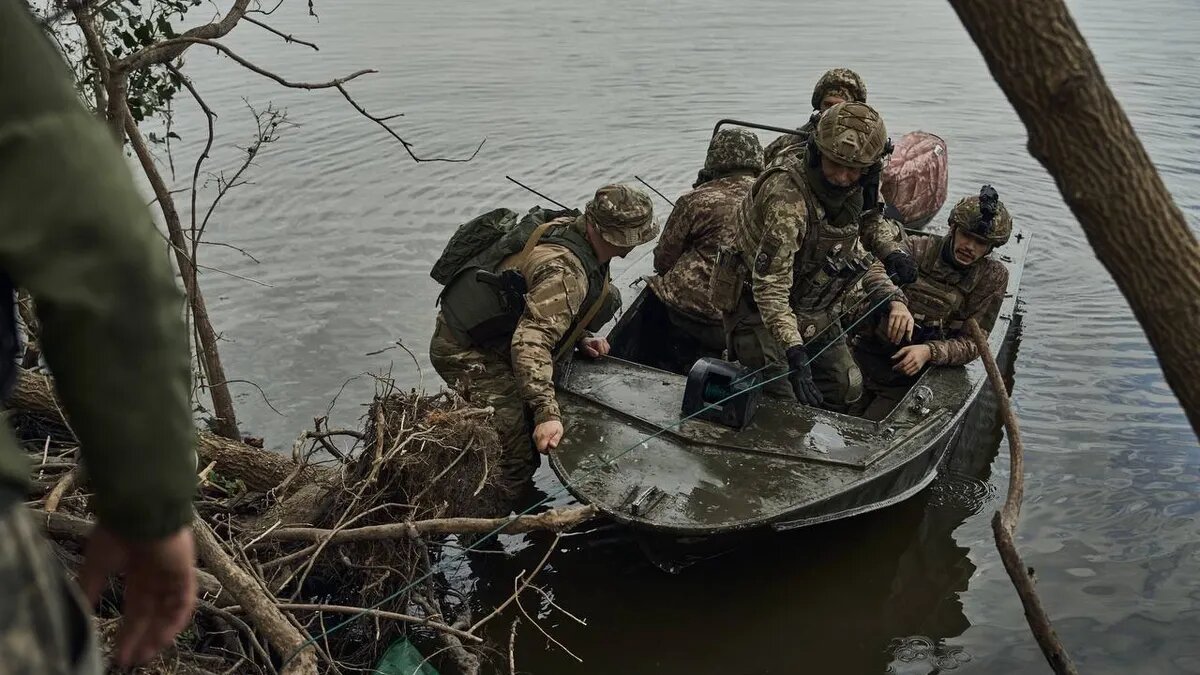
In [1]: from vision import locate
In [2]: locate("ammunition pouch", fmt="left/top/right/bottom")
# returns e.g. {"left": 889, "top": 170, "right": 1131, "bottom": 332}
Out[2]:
{"left": 710, "top": 246, "right": 747, "bottom": 313}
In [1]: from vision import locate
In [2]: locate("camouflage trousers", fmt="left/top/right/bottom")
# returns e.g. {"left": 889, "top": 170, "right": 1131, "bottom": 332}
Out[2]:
{"left": 429, "top": 315, "right": 539, "bottom": 503}
{"left": 852, "top": 336, "right": 920, "bottom": 421}
{"left": 0, "top": 496, "right": 100, "bottom": 675}
{"left": 723, "top": 296, "right": 863, "bottom": 412}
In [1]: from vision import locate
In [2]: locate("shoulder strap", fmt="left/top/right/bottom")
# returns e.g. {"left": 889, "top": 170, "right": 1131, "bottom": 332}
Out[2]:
{"left": 553, "top": 272, "right": 610, "bottom": 362}
{"left": 517, "top": 219, "right": 556, "bottom": 262}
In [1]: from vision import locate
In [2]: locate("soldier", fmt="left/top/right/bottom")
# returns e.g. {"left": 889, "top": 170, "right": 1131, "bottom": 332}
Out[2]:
{"left": 763, "top": 68, "right": 868, "bottom": 168}
{"left": 712, "top": 101, "right": 918, "bottom": 411}
{"left": 1, "top": 2, "right": 197, "bottom": 671}
{"left": 852, "top": 186, "right": 1012, "bottom": 420}
{"left": 648, "top": 128, "right": 764, "bottom": 368}
{"left": 430, "top": 185, "right": 657, "bottom": 503}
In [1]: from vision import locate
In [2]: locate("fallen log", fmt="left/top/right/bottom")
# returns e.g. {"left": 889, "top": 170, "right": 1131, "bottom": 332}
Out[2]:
{"left": 8, "top": 368, "right": 316, "bottom": 493}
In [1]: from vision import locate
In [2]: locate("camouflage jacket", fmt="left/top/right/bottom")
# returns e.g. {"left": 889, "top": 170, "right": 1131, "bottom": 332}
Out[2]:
{"left": 500, "top": 219, "right": 606, "bottom": 425}
{"left": 763, "top": 118, "right": 816, "bottom": 168}
{"left": 861, "top": 233, "right": 1008, "bottom": 366}
{"left": 734, "top": 164, "right": 904, "bottom": 350}
{"left": 648, "top": 173, "right": 755, "bottom": 322}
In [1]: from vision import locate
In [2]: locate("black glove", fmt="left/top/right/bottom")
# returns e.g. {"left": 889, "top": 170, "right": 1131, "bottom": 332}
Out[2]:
{"left": 785, "top": 344, "right": 824, "bottom": 407}
{"left": 884, "top": 250, "right": 918, "bottom": 285}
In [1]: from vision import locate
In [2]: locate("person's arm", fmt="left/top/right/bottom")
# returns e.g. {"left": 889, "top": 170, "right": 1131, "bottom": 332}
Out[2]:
{"left": 926, "top": 264, "right": 1009, "bottom": 366}
{"left": 748, "top": 175, "right": 805, "bottom": 350}
{"left": 509, "top": 250, "right": 589, "bottom": 426}
{"left": 652, "top": 196, "right": 692, "bottom": 275}
{"left": 859, "top": 209, "right": 905, "bottom": 261}
{"left": 0, "top": 1, "right": 195, "bottom": 541}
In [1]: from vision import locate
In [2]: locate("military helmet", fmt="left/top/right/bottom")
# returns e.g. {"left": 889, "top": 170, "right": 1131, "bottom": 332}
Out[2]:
{"left": 948, "top": 185, "right": 1012, "bottom": 246}
{"left": 704, "top": 128, "right": 764, "bottom": 176}
{"left": 811, "top": 68, "right": 867, "bottom": 111}
{"left": 812, "top": 101, "right": 888, "bottom": 169}
{"left": 586, "top": 184, "right": 658, "bottom": 247}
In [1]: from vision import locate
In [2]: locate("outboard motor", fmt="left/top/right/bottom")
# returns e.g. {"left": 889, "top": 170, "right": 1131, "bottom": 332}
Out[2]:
{"left": 681, "top": 357, "right": 762, "bottom": 430}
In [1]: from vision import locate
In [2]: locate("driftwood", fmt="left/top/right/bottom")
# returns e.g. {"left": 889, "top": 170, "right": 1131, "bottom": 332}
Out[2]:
{"left": 9, "top": 368, "right": 313, "bottom": 492}
{"left": 192, "top": 518, "right": 319, "bottom": 675}
{"left": 967, "top": 319, "right": 1078, "bottom": 674}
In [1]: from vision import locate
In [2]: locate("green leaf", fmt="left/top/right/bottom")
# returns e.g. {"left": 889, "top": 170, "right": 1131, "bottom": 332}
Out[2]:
{"left": 374, "top": 640, "right": 441, "bottom": 675}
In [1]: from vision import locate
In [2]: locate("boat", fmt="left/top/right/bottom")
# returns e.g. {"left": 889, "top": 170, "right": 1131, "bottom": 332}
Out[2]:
{"left": 548, "top": 225, "right": 1030, "bottom": 539}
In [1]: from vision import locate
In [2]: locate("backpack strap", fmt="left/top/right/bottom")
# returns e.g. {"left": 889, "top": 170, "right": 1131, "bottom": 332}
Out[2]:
{"left": 553, "top": 274, "right": 611, "bottom": 362}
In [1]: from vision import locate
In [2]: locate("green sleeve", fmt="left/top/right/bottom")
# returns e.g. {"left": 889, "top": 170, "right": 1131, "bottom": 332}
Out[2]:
{"left": 0, "top": 1, "right": 196, "bottom": 539}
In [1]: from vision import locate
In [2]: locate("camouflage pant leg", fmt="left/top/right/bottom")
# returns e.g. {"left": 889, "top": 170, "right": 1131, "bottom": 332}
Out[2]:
{"left": 721, "top": 302, "right": 794, "bottom": 400}
{"left": 853, "top": 338, "right": 916, "bottom": 421}
{"left": 799, "top": 311, "right": 863, "bottom": 414}
{"left": 429, "top": 316, "right": 538, "bottom": 496}
{"left": 0, "top": 502, "right": 100, "bottom": 675}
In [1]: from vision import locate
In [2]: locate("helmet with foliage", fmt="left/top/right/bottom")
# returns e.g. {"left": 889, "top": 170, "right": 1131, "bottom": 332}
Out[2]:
{"left": 811, "top": 68, "right": 867, "bottom": 111}
{"left": 948, "top": 185, "right": 1012, "bottom": 246}
{"left": 812, "top": 101, "right": 888, "bottom": 169}
{"left": 704, "top": 128, "right": 765, "bottom": 176}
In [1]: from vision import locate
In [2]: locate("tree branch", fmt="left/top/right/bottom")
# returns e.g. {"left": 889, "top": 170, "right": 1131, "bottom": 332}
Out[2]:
{"left": 967, "top": 319, "right": 1078, "bottom": 675}
{"left": 260, "top": 506, "right": 596, "bottom": 545}
{"left": 240, "top": 15, "right": 319, "bottom": 51}
{"left": 113, "top": 0, "right": 253, "bottom": 73}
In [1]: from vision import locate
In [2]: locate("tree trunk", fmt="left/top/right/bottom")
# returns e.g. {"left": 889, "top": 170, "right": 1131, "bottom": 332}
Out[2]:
{"left": 948, "top": 0, "right": 1200, "bottom": 440}
{"left": 123, "top": 116, "right": 242, "bottom": 441}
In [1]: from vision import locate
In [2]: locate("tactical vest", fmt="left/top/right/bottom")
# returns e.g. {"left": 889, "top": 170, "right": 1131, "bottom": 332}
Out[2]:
{"left": 903, "top": 235, "right": 982, "bottom": 337}
{"left": 758, "top": 162, "right": 866, "bottom": 314}
{"left": 438, "top": 216, "right": 611, "bottom": 357}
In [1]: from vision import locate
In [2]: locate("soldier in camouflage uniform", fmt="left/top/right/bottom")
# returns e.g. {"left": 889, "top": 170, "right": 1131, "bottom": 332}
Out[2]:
{"left": 763, "top": 68, "right": 868, "bottom": 168}
{"left": 648, "top": 129, "right": 763, "bottom": 367}
{"left": 714, "top": 101, "right": 918, "bottom": 411}
{"left": 430, "top": 185, "right": 657, "bottom": 503}
{"left": 2, "top": 3, "right": 198, "bottom": 671}
{"left": 853, "top": 186, "right": 1012, "bottom": 420}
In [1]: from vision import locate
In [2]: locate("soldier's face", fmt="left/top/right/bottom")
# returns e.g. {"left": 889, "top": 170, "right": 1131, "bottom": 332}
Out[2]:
{"left": 820, "top": 155, "right": 865, "bottom": 188}
{"left": 820, "top": 95, "right": 846, "bottom": 111}
{"left": 952, "top": 229, "right": 991, "bottom": 265}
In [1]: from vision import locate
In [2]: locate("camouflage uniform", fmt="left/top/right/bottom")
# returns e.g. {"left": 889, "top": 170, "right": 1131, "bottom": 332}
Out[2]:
{"left": 854, "top": 192, "right": 1011, "bottom": 420}
{"left": 649, "top": 129, "right": 762, "bottom": 356}
{"left": 720, "top": 102, "right": 906, "bottom": 411}
{"left": 764, "top": 68, "right": 868, "bottom": 168}
{"left": 430, "top": 185, "right": 656, "bottom": 499}
{"left": 1, "top": 3, "right": 197, "bottom": 670}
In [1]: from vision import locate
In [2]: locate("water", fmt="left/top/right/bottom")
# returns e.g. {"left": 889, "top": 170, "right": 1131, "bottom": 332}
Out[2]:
{"left": 164, "top": 0, "right": 1200, "bottom": 672}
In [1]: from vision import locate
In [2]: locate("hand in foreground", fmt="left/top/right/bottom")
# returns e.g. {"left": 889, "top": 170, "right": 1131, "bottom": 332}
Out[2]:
{"left": 533, "top": 420, "right": 564, "bottom": 454}
{"left": 892, "top": 344, "right": 932, "bottom": 377}
{"left": 886, "top": 301, "right": 915, "bottom": 344}
{"left": 785, "top": 344, "right": 824, "bottom": 407}
{"left": 79, "top": 525, "right": 196, "bottom": 668}
{"left": 579, "top": 336, "right": 610, "bottom": 359}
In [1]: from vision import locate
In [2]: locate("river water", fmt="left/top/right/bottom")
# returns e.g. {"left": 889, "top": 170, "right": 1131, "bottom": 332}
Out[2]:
{"left": 166, "top": 0, "right": 1200, "bottom": 672}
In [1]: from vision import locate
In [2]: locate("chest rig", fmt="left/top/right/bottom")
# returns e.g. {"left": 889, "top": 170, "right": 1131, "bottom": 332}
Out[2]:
{"left": 904, "top": 236, "right": 981, "bottom": 338}
{"left": 777, "top": 163, "right": 870, "bottom": 314}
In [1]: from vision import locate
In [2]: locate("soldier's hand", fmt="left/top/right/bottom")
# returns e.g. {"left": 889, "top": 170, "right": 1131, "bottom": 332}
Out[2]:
{"left": 884, "top": 250, "right": 919, "bottom": 285}
{"left": 79, "top": 525, "right": 196, "bottom": 668}
{"left": 785, "top": 344, "right": 825, "bottom": 407}
{"left": 533, "top": 420, "right": 564, "bottom": 454}
{"left": 886, "top": 301, "right": 915, "bottom": 344}
{"left": 892, "top": 344, "right": 932, "bottom": 376}
{"left": 579, "top": 336, "right": 610, "bottom": 359}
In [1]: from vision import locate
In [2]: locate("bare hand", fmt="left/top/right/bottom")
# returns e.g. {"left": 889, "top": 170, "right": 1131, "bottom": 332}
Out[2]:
{"left": 886, "top": 301, "right": 914, "bottom": 345}
{"left": 533, "top": 420, "right": 564, "bottom": 454}
{"left": 579, "top": 336, "right": 610, "bottom": 359}
{"left": 892, "top": 344, "right": 932, "bottom": 377}
{"left": 78, "top": 525, "right": 197, "bottom": 668}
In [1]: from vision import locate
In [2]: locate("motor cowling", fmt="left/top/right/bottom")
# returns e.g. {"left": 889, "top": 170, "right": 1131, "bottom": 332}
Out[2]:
{"left": 681, "top": 357, "right": 762, "bottom": 430}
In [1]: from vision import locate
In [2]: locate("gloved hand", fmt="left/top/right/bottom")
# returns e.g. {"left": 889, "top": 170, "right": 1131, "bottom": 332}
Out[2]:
{"left": 785, "top": 344, "right": 824, "bottom": 407}
{"left": 884, "top": 250, "right": 918, "bottom": 285}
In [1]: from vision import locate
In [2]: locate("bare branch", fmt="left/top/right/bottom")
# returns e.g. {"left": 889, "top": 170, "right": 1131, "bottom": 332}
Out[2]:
{"left": 113, "top": 0, "right": 253, "bottom": 74}
{"left": 335, "top": 84, "right": 487, "bottom": 163}
{"left": 202, "top": 378, "right": 286, "bottom": 417}
{"left": 140, "top": 37, "right": 373, "bottom": 89}
{"left": 167, "top": 63, "right": 217, "bottom": 289}
{"left": 241, "top": 15, "right": 319, "bottom": 51}
{"left": 469, "top": 534, "right": 561, "bottom": 635}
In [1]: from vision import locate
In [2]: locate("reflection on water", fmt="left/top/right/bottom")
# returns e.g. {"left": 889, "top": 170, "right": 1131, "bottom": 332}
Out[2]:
{"left": 165, "top": 0, "right": 1200, "bottom": 672}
